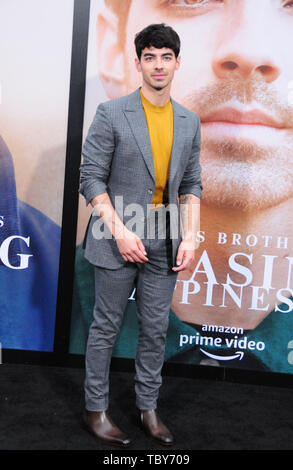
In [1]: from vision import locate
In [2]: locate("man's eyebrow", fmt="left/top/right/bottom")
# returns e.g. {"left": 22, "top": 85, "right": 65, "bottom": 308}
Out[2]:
{"left": 142, "top": 52, "right": 173, "bottom": 57}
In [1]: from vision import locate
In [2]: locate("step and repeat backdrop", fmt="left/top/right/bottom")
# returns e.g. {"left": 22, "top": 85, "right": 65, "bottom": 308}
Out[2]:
{"left": 2, "top": 0, "right": 293, "bottom": 379}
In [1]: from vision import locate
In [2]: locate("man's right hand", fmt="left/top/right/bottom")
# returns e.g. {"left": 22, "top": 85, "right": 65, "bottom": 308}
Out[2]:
{"left": 115, "top": 229, "right": 149, "bottom": 264}
{"left": 90, "top": 194, "right": 148, "bottom": 263}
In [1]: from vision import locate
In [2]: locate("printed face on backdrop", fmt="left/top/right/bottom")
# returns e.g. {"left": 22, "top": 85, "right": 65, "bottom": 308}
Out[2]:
{"left": 100, "top": 0, "right": 293, "bottom": 211}
{"left": 97, "top": 0, "right": 293, "bottom": 328}
{"left": 0, "top": 0, "right": 73, "bottom": 227}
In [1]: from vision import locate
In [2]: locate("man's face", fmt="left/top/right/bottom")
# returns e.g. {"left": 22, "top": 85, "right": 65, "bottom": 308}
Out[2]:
{"left": 121, "top": 0, "right": 293, "bottom": 211}
{"left": 135, "top": 46, "right": 180, "bottom": 92}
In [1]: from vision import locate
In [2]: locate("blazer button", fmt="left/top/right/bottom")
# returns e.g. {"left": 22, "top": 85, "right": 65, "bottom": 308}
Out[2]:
{"left": 148, "top": 189, "right": 153, "bottom": 194}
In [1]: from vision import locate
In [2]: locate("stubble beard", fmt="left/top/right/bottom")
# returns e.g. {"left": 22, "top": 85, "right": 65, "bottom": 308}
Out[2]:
{"left": 180, "top": 79, "right": 293, "bottom": 212}
{"left": 125, "top": 60, "right": 293, "bottom": 211}
{"left": 200, "top": 139, "right": 293, "bottom": 211}
{"left": 148, "top": 77, "right": 169, "bottom": 92}
{"left": 142, "top": 68, "right": 172, "bottom": 94}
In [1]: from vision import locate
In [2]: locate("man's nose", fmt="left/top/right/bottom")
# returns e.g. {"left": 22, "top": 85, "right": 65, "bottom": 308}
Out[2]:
{"left": 212, "top": 50, "right": 280, "bottom": 83}
{"left": 154, "top": 58, "right": 164, "bottom": 69}
{"left": 212, "top": 2, "right": 280, "bottom": 83}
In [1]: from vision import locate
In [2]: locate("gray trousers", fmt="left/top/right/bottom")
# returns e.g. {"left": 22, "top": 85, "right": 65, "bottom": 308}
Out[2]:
{"left": 84, "top": 208, "right": 178, "bottom": 411}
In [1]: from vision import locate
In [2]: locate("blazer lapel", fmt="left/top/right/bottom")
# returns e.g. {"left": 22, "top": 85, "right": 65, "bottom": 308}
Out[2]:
{"left": 123, "top": 89, "right": 155, "bottom": 182}
{"left": 168, "top": 99, "right": 187, "bottom": 182}
{"left": 123, "top": 89, "right": 187, "bottom": 184}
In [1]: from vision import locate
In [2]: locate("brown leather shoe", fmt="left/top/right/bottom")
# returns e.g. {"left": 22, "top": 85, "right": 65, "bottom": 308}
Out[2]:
{"left": 136, "top": 408, "right": 175, "bottom": 446}
{"left": 82, "top": 410, "right": 133, "bottom": 447}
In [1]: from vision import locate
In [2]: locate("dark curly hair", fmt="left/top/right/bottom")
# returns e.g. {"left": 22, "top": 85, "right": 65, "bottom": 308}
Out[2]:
{"left": 134, "top": 23, "right": 181, "bottom": 60}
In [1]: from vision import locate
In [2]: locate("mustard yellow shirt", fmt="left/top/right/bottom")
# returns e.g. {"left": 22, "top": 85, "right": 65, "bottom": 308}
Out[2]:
{"left": 140, "top": 90, "right": 173, "bottom": 205}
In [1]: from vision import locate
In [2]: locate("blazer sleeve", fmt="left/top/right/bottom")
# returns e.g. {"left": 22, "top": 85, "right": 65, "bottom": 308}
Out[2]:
{"left": 178, "top": 115, "right": 203, "bottom": 200}
{"left": 79, "top": 102, "right": 115, "bottom": 206}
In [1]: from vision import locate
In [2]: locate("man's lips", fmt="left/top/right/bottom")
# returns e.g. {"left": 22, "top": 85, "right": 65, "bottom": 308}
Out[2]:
{"left": 201, "top": 107, "right": 286, "bottom": 129}
{"left": 152, "top": 74, "right": 166, "bottom": 79}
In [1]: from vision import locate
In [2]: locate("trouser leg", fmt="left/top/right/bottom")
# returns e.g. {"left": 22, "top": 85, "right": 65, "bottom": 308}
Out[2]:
{"left": 134, "top": 209, "right": 178, "bottom": 410}
{"left": 84, "top": 263, "right": 137, "bottom": 411}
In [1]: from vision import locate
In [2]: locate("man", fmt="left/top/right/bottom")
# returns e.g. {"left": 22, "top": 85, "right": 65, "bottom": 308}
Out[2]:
{"left": 0, "top": 136, "right": 60, "bottom": 351}
{"left": 71, "top": 0, "right": 293, "bottom": 374}
{"left": 79, "top": 23, "right": 202, "bottom": 446}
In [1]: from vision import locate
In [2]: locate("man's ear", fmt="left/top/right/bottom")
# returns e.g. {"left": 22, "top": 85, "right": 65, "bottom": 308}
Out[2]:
{"left": 97, "top": 9, "right": 126, "bottom": 99}
{"left": 134, "top": 57, "right": 142, "bottom": 73}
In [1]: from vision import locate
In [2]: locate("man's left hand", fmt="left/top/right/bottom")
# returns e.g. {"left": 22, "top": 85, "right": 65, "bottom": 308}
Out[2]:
{"left": 172, "top": 239, "right": 198, "bottom": 272}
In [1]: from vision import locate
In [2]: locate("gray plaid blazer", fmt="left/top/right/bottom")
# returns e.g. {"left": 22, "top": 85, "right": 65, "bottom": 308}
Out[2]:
{"left": 79, "top": 88, "right": 202, "bottom": 269}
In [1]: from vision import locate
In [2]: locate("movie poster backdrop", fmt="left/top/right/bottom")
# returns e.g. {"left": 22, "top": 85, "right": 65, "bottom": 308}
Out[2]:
{"left": 69, "top": 0, "right": 293, "bottom": 374}
{"left": 0, "top": 0, "right": 74, "bottom": 351}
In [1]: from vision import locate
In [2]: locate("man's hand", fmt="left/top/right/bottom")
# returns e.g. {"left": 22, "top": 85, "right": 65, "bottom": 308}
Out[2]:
{"left": 116, "top": 228, "right": 149, "bottom": 264}
{"left": 173, "top": 193, "right": 200, "bottom": 272}
{"left": 172, "top": 237, "right": 198, "bottom": 272}
{"left": 91, "top": 194, "right": 148, "bottom": 264}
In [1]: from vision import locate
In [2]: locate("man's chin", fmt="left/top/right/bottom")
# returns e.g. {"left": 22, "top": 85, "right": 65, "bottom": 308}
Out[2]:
{"left": 150, "top": 83, "right": 167, "bottom": 91}
{"left": 201, "top": 184, "right": 290, "bottom": 212}
{"left": 200, "top": 147, "right": 293, "bottom": 212}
